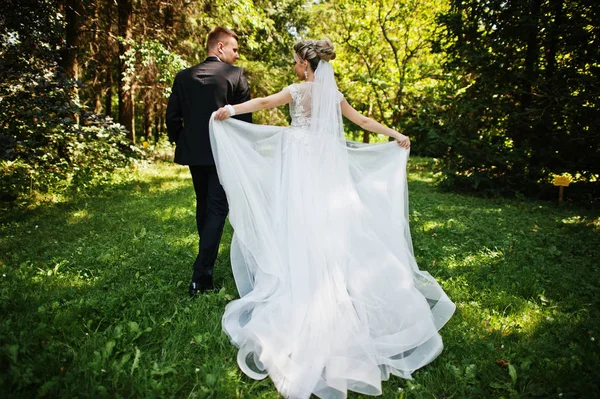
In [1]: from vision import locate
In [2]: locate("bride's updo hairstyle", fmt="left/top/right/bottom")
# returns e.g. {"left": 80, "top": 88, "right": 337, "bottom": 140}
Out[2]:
{"left": 294, "top": 39, "right": 336, "bottom": 72}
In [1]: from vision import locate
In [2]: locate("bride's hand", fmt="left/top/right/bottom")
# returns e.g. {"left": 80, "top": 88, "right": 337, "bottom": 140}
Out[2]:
{"left": 396, "top": 134, "right": 410, "bottom": 149}
{"left": 214, "top": 107, "right": 231, "bottom": 120}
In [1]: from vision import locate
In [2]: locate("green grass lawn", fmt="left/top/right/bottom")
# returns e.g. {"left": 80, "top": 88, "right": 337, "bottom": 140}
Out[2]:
{"left": 1, "top": 159, "right": 599, "bottom": 398}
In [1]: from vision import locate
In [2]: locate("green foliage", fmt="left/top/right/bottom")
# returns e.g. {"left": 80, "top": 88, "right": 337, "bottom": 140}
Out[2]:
{"left": 120, "top": 38, "right": 188, "bottom": 97}
{"left": 1, "top": 160, "right": 599, "bottom": 397}
{"left": 144, "top": 134, "right": 177, "bottom": 163}
{"left": 0, "top": 0, "right": 144, "bottom": 202}
{"left": 0, "top": 112, "right": 142, "bottom": 201}
{"left": 311, "top": 0, "right": 450, "bottom": 150}
{"left": 434, "top": 0, "right": 600, "bottom": 199}
{"left": 8, "top": 0, "right": 600, "bottom": 204}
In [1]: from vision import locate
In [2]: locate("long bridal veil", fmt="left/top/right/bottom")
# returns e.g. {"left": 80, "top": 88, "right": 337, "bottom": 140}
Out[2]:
{"left": 209, "top": 61, "right": 455, "bottom": 399}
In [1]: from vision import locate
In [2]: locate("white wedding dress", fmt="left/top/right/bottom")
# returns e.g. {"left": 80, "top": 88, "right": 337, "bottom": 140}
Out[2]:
{"left": 209, "top": 61, "right": 455, "bottom": 399}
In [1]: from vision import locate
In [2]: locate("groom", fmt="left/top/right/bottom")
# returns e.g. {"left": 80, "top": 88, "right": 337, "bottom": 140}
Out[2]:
{"left": 166, "top": 27, "right": 252, "bottom": 296}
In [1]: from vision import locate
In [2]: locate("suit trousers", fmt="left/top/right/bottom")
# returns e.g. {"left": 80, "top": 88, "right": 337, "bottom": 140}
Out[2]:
{"left": 189, "top": 165, "right": 229, "bottom": 282}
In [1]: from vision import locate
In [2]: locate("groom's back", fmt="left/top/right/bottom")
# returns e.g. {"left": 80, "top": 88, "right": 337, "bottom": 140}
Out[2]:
{"left": 179, "top": 60, "right": 240, "bottom": 118}
{"left": 167, "top": 58, "right": 251, "bottom": 166}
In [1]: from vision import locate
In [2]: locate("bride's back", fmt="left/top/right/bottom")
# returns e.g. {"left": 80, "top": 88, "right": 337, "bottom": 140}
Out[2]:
{"left": 288, "top": 82, "right": 313, "bottom": 130}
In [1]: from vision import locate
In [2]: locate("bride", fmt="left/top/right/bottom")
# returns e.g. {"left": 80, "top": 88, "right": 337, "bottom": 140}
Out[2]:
{"left": 210, "top": 39, "right": 455, "bottom": 399}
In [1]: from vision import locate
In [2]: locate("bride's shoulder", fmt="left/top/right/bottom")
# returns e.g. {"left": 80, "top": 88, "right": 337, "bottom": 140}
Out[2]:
{"left": 287, "top": 82, "right": 311, "bottom": 90}
{"left": 287, "top": 82, "right": 312, "bottom": 100}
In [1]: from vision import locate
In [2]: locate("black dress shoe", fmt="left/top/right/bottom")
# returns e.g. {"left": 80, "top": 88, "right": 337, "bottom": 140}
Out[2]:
{"left": 189, "top": 282, "right": 200, "bottom": 297}
{"left": 189, "top": 277, "right": 214, "bottom": 297}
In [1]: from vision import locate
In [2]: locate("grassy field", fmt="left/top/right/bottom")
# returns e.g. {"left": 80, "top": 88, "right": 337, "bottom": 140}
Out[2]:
{"left": 1, "top": 159, "right": 599, "bottom": 398}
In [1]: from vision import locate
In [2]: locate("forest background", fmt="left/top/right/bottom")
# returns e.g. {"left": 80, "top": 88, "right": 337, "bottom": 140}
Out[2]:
{"left": 1, "top": 0, "right": 598, "bottom": 203}
{"left": 1, "top": 1, "right": 600, "bottom": 398}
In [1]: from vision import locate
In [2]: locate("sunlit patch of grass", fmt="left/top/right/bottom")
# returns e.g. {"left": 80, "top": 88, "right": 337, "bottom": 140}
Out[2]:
{"left": 421, "top": 220, "right": 444, "bottom": 231}
{"left": 408, "top": 173, "right": 436, "bottom": 184}
{"left": 67, "top": 209, "right": 90, "bottom": 225}
{"left": 1, "top": 160, "right": 599, "bottom": 398}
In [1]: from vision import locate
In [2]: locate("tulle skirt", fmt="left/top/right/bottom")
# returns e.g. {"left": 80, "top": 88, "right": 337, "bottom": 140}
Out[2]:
{"left": 209, "top": 117, "right": 455, "bottom": 399}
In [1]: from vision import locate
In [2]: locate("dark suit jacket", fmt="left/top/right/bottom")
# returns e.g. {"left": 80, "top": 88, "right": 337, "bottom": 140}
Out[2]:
{"left": 166, "top": 57, "right": 252, "bottom": 165}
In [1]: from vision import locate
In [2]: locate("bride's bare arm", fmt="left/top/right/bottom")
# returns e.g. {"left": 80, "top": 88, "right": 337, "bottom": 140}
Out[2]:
{"left": 214, "top": 89, "right": 293, "bottom": 120}
{"left": 340, "top": 99, "right": 410, "bottom": 149}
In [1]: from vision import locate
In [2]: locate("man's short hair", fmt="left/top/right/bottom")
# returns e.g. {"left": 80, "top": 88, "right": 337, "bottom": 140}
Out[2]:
{"left": 207, "top": 27, "right": 238, "bottom": 50}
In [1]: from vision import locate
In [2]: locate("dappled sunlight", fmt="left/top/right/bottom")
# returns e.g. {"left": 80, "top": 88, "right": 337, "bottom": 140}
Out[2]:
{"left": 422, "top": 220, "right": 445, "bottom": 232}
{"left": 146, "top": 178, "right": 190, "bottom": 194}
{"left": 441, "top": 247, "right": 504, "bottom": 270}
{"left": 430, "top": 202, "right": 508, "bottom": 216}
{"left": 154, "top": 205, "right": 195, "bottom": 222}
{"left": 559, "top": 215, "right": 600, "bottom": 231}
{"left": 561, "top": 215, "right": 585, "bottom": 225}
{"left": 67, "top": 209, "right": 90, "bottom": 225}
{"left": 419, "top": 218, "right": 466, "bottom": 232}
{"left": 408, "top": 173, "right": 435, "bottom": 184}
{"left": 474, "top": 297, "right": 546, "bottom": 337}
{"left": 479, "top": 207, "right": 504, "bottom": 215}
{"left": 456, "top": 295, "right": 546, "bottom": 340}
{"left": 2, "top": 162, "right": 599, "bottom": 398}
{"left": 406, "top": 158, "right": 438, "bottom": 184}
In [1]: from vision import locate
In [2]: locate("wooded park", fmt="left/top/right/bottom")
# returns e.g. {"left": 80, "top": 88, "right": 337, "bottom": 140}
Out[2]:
{"left": 1, "top": 1, "right": 599, "bottom": 398}
{"left": 2, "top": 0, "right": 598, "bottom": 201}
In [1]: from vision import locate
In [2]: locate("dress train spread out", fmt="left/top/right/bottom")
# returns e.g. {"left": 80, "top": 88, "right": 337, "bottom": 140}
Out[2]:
{"left": 208, "top": 75, "right": 454, "bottom": 399}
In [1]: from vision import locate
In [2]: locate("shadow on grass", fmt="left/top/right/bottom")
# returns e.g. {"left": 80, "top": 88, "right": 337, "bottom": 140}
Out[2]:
{"left": 0, "top": 163, "right": 250, "bottom": 398}
{"left": 404, "top": 174, "right": 600, "bottom": 398}
{"left": 1, "top": 161, "right": 599, "bottom": 398}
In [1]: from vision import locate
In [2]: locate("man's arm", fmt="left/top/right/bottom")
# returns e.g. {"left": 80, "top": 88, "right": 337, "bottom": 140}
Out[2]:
{"left": 233, "top": 69, "right": 252, "bottom": 123}
{"left": 166, "top": 74, "right": 183, "bottom": 143}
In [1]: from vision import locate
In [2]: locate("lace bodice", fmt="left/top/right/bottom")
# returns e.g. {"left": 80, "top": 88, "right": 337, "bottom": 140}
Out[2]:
{"left": 288, "top": 82, "right": 344, "bottom": 130}
{"left": 288, "top": 82, "right": 313, "bottom": 129}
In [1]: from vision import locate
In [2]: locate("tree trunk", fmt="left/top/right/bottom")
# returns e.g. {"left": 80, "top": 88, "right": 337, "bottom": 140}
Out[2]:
{"left": 154, "top": 103, "right": 160, "bottom": 141}
{"left": 519, "top": 0, "right": 543, "bottom": 174}
{"left": 61, "top": 0, "right": 81, "bottom": 124}
{"left": 545, "top": 0, "right": 563, "bottom": 80}
{"left": 143, "top": 95, "right": 152, "bottom": 139}
{"left": 103, "top": 0, "right": 114, "bottom": 118}
{"left": 90, "top": 0, "right": 103, "bottom": 114}
{"left": 541, "top": 0, "right": 564, "bottom": 169}
{"left": 118, "top": 0, "right": 135, "bottom": 143}
{"left": 521, "top": 0, "right": 542, "bottom": 114}
{"left": 93, "top": 91, "right": 102, "bottom": 114}
{"left": 105, "top": 66, "right": 113, "bottom": 118}
{"left": 510, "top": 0, "right": 542, "bottom": 150}
{"left": 158, "top": 115, "right": 165, "bottom": 138}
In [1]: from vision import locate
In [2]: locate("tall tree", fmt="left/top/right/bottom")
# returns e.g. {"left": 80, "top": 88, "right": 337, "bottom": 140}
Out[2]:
{"left": 311, "top": 0, "right": 448, "bottom": 149}
{"left": 436, "top": 0, "right": 600, "bottom": 198}
{"left": 0, "top": 0, "right": 139, "bottom": 201}
{"left": 60, "top": 0, "right": 83, "bottom": 123}
{"left": 118, "top": 0, "right": 134, "bottom": 142}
